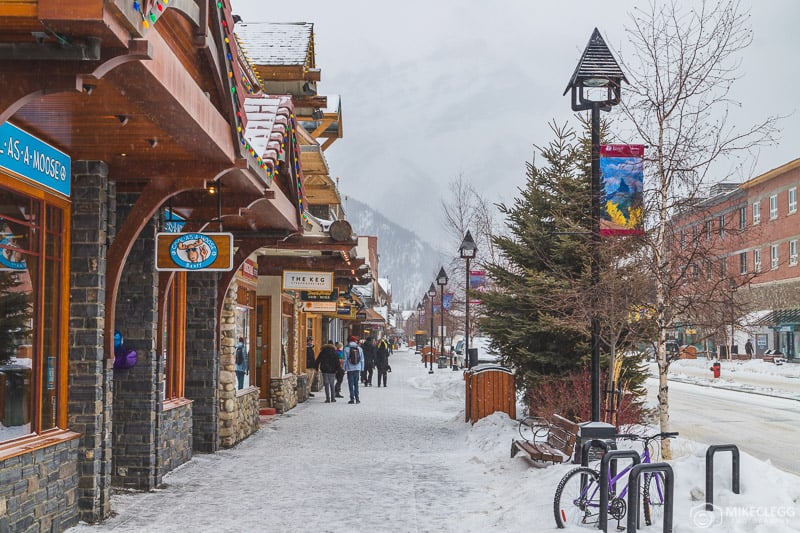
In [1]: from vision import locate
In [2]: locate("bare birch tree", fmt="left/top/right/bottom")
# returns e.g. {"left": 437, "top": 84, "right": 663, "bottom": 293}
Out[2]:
{"left": 619, "top": 0, "right": 780, "bottom": 456}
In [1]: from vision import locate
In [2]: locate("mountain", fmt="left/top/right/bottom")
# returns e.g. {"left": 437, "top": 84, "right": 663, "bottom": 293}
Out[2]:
{"left": 344, "top": 198, "right": 445, "bottom": 309}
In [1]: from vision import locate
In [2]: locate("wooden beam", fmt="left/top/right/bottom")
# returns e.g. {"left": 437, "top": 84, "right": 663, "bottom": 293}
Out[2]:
{"left": 292, "top": 95, "right": 327, "bottom": 109}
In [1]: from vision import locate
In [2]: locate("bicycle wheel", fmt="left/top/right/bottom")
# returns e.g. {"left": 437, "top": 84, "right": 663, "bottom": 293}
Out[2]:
{"left": 553, "top": 467, "right": 601, "bottom": 529}
{"left": 643, "top": 471, "right": 666, "bottom": 526}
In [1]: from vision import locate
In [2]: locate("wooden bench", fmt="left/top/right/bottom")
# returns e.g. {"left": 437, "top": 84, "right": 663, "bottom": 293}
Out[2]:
{"left": 511, "top": 413, "right": 579, "bottom": 464}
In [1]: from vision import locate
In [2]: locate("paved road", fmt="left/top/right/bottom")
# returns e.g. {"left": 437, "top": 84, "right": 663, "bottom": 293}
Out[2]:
{"left": 646, "top": 377, "right": 800, "bottom": 475}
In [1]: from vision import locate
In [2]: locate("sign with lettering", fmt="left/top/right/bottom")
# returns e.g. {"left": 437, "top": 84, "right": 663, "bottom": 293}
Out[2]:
{"left": 155, "top": 232, "right": 233, "bottom": 271}
{"left": 237, "top": 258, "right": 258, "bottom": 283}
{"left": 0, "top": 121, "right": 71, "bottom": 197}
{"left": 300, "top": 288, "right": 339, "bottom": 302}
{"left": 302, "top": 301, "right": 337, "bottom": 313}
{"left": 356, "top": 311, "right": 367, "bottom": 320}
{"left": 163, "top": 209, "right": 186, "bottom": 233}
{"left": 282, "top": 270, "right": 333, "bottom": 291}
{"left": 336, "top": 305, "right": 351, "bottom": 315}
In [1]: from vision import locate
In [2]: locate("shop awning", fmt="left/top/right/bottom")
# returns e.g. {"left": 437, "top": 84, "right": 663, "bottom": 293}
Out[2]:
{"left": 754, "top": 309, "right": 800, "bottom": 326}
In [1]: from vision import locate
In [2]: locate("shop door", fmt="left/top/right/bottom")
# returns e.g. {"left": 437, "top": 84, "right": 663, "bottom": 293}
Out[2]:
{"left": 256, "top": 297, "right": 272, "bottom": 401}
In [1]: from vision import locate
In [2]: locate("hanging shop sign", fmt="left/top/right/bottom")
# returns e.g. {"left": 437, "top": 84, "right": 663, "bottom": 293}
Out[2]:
{"left": 155, "top": 232, "right": 234, "bottom": 271}
{"left": 0, "top": 121, "right": 71, "bottom": 197}
{"left": 336, "top": 305, "right": 351, "bottom": 315}
{"left": 356, "top": 311, "right": 367, "bottom": 320}
{"left": 302, "top": 301, "right": 338, "bottom": 313}
{"left": 163, "top": 209, "right": 186, "bottom": 233}
{"left": 282, "top": 270, "right": 333, "bottom": 292}
{"left": 300, "top": 288, "right": 339, "bottom": 302}
{"left": 237, "top": 258, "right": 259, "bottom": 284}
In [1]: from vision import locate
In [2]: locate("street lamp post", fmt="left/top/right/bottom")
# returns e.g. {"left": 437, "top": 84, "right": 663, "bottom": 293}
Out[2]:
{"left": 564, "top": 28, "right": 626, "bottom": 422}
{"left": 422, "top": 295, "right": 429, "bottom": 367}
{"left": 459, "top": 231, "right": 478, "bottom": 368}
{"left": 427, "top": 283, "right": 436, "bottom": 374}
{"left": 436, "top": 267, "right": 449, "bottom": 369}
{"left": 416, "top": 301, "right": 423, "bottom": 355}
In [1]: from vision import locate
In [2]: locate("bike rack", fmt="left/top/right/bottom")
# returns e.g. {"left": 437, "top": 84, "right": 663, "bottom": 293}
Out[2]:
{"left": 599, "top": 449, "right": 641, "bottom": 532}
{"left": 626, "top": 463, "right": 674, "bottom": 533}
{"left": 705, "top": 444, "right": 740, "bottom": 511}
{"left": 579, "top": 438, "right": 611, "bottom": 467}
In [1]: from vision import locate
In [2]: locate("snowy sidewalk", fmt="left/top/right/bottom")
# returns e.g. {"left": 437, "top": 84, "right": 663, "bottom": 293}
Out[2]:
{"left": 67, "top": 348, "right": 800, "bottom": 533}
{"left": 67, "top": 348, "right": 540, "bottom": 533}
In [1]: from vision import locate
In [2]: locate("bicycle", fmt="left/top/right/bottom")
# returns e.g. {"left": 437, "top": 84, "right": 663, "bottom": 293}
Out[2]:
{"left": 553, "top": 431, "right": 679, "bottom": 530}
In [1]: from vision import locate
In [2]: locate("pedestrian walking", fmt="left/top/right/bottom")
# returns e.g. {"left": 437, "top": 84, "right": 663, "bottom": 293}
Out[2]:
{"left": 376, "top": 337, "right": 391, "bottom": 387}
{"left": 305, "top": 336, "right": 316, "bottom": 398}
{"left": 745, "top": 338, "right": 754, "bottom": 358}
{"left": 361, "top": 337, "right": 377, "bottom": 386}
{"left": 343, "top": 335, "right": 364, "bottom": 403}
{"left": 234, "top": 336, "right": 248, "bottom": 390}
{"left": 314, "top": 341, "right": 340, "bottom": 403}
{"left": 334, "top": 341, "right": 345, "bottom": 398}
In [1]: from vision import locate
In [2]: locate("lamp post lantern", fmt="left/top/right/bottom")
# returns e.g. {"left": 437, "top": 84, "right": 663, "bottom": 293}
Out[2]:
{"left": 459, "top": 230, "right": 478, "bottom": 368}
{"left": 564, "top": 28, "right": 626, "bottom": 422}
{"left": 427, "top": 283, "right": 437, "bottom": 374}
{"left": 436, "top": 267, "right": 449, "bottom": 369}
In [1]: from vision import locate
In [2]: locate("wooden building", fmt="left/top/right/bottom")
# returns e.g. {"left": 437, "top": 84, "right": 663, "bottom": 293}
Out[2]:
{"left": 0, "top": 1, "right": 366, "bottom": 530}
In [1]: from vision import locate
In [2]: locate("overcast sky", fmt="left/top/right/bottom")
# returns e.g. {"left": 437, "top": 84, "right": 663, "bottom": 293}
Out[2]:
{"left": 232, "top": 0, "right": 799, "bottom": 252}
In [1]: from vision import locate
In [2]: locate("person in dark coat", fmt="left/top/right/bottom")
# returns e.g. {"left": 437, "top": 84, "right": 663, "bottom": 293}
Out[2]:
{"left": 305, "top": 336, "right": 316, "bottom": 398}
{"left": 375, "top": 337, "right": 391, "bottom": 387}
{"left": 334, "top": 341, "right": 345, "bottom": 398}
{"left": 361, "top": 337, "right": 377, "bottom": 386}
{"left": 314, "top": 341, "right": 340, "bottom": 403}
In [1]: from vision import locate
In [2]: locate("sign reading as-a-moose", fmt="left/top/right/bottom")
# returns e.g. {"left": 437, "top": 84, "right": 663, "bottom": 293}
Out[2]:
{"left": 282, "top": 270, "right": 333, "bottom": 292}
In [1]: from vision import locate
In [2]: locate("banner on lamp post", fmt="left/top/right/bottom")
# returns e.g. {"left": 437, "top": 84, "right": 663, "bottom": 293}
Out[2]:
{"left": 600, "top": 144, "right": 645, "bottom": 236}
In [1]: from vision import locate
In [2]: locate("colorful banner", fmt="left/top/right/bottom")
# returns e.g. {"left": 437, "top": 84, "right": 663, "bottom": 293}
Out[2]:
{"left": 469, "top": 270, "right": 486, "bottom": 304}
{"left": 443, "top": 292, "right": 454, "bottom": 311}
{"left": 600, "top": 144, "right": 644, "bottom": 236}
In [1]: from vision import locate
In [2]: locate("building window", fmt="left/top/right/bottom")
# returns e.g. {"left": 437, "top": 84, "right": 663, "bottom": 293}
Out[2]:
{"left": 693, "top": 225, "right": 698, "bottom": 243}
{"left": 789, "top": 188, "right": 797, "bottom": 214}
{"left": 680, "top": 231, "right": 686, "bottom": 250}
{"left": 791, "top": 240, "right": 799, "bottom": 266}
{"left": 705, "top": 220, "right": 712, "bottom": 240}
{"left": 739, "top": 252, "right": 747, "bottom": 274}
{"left": 0, "top": 183, "right": 69, "bottom": 444}
{"left": 769, "top": 194, "right": 778, "bottom": 220}
{"left": 754, "top": 248, "right": 761, "bottom": 273}
{"left": 771, "top": 244, "right": 779, "bottom": 270}
{"left": 719, "top": 214, "right": 725, "bottom": 238}
{"left": 161, "top": 271, "right": 187, "bottom": 400}
{"left": 753, "top": 201, "right": 761, "bottom": 224}
{"left": 739, "top": 207, "right": 746, "bottom": 230}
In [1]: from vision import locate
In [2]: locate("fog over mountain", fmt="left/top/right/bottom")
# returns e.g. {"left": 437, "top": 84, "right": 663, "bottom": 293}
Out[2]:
{"left": 345, "top": 198, "right": 446, "bottom": 309}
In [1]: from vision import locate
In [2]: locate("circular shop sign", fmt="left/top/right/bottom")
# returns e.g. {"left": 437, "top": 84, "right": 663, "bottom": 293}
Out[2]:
{"left": 169, "top": 233, "right": 218, "bottom": 270}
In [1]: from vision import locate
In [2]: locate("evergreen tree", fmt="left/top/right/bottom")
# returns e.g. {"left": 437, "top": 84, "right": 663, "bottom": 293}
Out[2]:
{"left": 478, "top": 122, "right": 592, "bottom": 390}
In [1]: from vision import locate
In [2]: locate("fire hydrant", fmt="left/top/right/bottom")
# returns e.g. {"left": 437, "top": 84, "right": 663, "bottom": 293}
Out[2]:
{"left": 711, "top": 361, "right": 721, "bottom": 379}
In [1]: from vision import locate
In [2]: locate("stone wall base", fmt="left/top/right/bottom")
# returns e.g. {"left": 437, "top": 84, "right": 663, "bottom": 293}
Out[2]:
{"left": 269, "top": 375, "right": 298, "bottom": 413}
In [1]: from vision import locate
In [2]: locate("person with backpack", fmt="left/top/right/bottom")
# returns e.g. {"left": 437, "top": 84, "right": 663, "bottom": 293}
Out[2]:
{"left": 361, "top": 337, "right": 377, "bottom": 386}
{"left": 343, "top": 335, "right": 364, "bottom": 404}
{"left": 314, "top": 340, "right": 340, "bottom": 403}
{"left": 234, "top": 336, "right": 248, "bottom": 389}
{"left": 375, "top": 337, "right": 391, "bottom": 387}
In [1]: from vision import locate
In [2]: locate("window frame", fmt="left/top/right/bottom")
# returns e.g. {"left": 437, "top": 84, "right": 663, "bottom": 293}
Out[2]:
{"left": 753, "top": 248, "right": 761, "bottom": 273}
{"left": 771, "top": 244, "right": 779, "bottom": 270}
{"left": 790, "top": 239, "right": 798, "bottom": 267}
{"left": 0, "top": 178, "right": 70, "bottom": 446}
{"left": 753, "top": 201, "right": 761, "bottom": 224}
{"left": 738, "top": 206, "right": 746, "bottom": 230}
{"left": 769, "top": 194, "right": 778, "bottom": 220}
{"left": 789, "top": 187, "right": 797, "bottom": 215}
{"left": 739, "top": 251, "right": 747, "bottom": 274}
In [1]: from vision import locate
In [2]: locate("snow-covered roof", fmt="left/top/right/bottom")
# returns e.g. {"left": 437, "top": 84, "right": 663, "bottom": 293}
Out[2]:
{"left": 235, "top": 22, "right": 313, "bottom": 67}
{"left": 378, "top": 277, "right": 391, "bottom": 294}
{"left": 243, "top": 96, "right": 292, "bottom": 169}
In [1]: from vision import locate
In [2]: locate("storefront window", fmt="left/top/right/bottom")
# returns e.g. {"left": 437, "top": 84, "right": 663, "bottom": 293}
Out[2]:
{"left": 0, "top": 183, "right": 67, "bottom": 443}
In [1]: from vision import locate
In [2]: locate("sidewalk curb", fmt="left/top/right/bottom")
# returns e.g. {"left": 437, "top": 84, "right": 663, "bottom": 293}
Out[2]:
{"left": 666, "top": 376, "right": 800, "bottom": 402}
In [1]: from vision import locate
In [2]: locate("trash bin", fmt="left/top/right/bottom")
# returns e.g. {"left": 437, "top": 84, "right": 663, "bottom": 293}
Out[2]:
{"left": 711, "top": 361, "right": 721, "bottom": 378}
{"left": 437, "top": 355, "right": 448, "bottom": 368}
{"left": 464, "top": 364, "right": 515, "bottom": 424}
{"left": 574, "top": 421, "right": 617, "bottom": 464}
